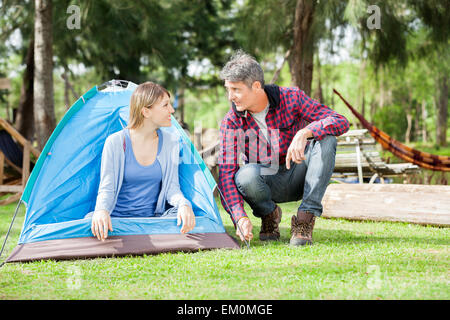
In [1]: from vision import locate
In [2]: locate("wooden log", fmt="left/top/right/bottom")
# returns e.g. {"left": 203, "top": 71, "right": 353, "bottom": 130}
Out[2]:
{"left": 322, "top": 183, "right": 450, "bottom": 226}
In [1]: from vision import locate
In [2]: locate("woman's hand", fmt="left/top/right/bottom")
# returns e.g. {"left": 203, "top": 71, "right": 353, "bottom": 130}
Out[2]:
{"left": 177, "top": 205, "right": 196, "bottom": 234}
{"left": 91, "top": 210, "right": 113, "bottom": 241}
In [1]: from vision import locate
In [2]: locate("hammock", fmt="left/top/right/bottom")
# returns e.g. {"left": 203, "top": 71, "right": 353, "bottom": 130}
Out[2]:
{"left": 333, "top": 89, "right": 450, "bottom": 172}
{"left": 0, "top": 130, "right": 23, "bottom": 168}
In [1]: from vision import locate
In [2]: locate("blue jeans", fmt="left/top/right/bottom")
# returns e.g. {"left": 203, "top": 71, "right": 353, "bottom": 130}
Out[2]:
{"left": 234, "top": 135, "right": 337, "bottom": 218}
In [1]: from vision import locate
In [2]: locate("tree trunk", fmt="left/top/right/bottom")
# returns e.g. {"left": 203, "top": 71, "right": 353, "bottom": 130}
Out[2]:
{"left": 436, "top": 74, "right": 448, "bottom": 147}
{"left": 405, "top": 92, "right": 413, "bottom": 144}
{"left": 378, "top": 66, "right": 385, "bottom": 109}
{"left": 421, "top": 99, "right": 427, "bottom": 143}
{"left": 312, "top": 55, "right": 324, "bottom": 103}
{"left": 405, "top": 111, "right": 412, "bottom": 144}
{"left": 357, "top": 60, "right": 367, "bottom": 118}
{"left": 270, "top": 49, "right": 290, "bottom": 84}
{"left": 61, "top": 65, "right": 79, "bottom": 110}
{"left": 289, "top": 0, "right": 315, "bottom": 96}
{"left": 15, "top": 38, "right": 35, "bottom": 141}
{"left": 63, "top": 70, "right": 70, "bottom": 110}
{"left": 370, "top": 100, "right": 377, "bottom": 123}
{"left": 34, "top": 0, "right": 55, "bottom": 150}
{"left": 414, "top": 98, "right": 420, "bottom": 142}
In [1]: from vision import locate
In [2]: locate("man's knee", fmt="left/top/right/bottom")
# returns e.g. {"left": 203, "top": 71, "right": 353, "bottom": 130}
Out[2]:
{"left": 234, "top": 164, "right": 262, "bottom": 193}
{"left": 321, "top": 135, "right": 337, "bottom": 151}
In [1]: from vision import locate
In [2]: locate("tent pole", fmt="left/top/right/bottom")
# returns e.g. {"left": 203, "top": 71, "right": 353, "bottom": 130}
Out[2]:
{"left": 216, "top": 186, "right": 250, "bottom": 250}
{"left": 0, "top": 199, "right": 22, "bottom": 268}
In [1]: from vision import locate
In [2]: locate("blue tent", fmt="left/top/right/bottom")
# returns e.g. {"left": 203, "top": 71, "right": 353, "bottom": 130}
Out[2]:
{"left": 5, "top": 80, "right": 238, "bottom": 262}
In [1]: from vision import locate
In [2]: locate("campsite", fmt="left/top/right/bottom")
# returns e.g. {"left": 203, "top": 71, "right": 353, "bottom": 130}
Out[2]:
{"left": 0, "top": 1, "right": 449, "bottom": 301}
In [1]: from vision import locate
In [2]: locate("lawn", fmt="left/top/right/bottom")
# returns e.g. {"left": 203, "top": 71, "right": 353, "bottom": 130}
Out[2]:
{"left": 0, "top": 199, "right": 448, "bottom": 300}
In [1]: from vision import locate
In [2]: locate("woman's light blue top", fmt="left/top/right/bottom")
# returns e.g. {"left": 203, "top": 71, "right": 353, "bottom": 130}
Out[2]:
{"left": 111, "top": 129, "right": 162, "bottom": 217}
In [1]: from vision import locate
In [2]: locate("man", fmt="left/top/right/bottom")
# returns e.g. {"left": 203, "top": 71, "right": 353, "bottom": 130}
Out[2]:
{"left": 218, "top": 50, "right": 349, "bottom": 246}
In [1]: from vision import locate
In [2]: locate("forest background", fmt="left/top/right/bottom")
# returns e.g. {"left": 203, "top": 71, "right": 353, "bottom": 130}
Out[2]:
{"left": 0, "top": 0, "right": 449, "bottom": 163}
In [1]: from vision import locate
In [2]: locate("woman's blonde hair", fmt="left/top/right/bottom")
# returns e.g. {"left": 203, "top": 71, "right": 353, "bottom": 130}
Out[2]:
{"left": 128, "top": 81, "right": 170, "bottom": 129}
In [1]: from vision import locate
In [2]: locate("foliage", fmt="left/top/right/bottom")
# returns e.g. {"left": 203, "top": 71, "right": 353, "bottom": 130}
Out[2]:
{"left": 372, "top": 104, "right": 408, "bottom": 141}
{"left": 51, "top": 0, "right": 236, "bottom": 88}
{"left": 0, "top": 0, "right": 448, "bottom": 146}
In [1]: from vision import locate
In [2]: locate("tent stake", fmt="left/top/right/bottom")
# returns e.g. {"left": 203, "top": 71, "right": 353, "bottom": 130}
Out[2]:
{"left": 216, "top": 187, "right": 250, "bottom": 250}
{"left": 0, "top": 199, "right": 23, "bottom": 268}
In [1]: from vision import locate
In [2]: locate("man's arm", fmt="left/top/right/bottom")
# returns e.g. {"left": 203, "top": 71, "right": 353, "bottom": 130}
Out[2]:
{"left": 297, "top": 89, "right": 350, "bottom": 140}
{"left": 218, "top": 121, "right": 248, "bottom": 224}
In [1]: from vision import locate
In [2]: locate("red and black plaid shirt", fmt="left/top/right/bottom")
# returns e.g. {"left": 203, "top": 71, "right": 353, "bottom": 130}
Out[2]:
{"left": 218, "top": 85, "right": 349, "bottom": 224}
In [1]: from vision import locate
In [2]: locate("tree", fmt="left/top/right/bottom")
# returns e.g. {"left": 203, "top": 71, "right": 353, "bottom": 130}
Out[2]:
{"left": 2, "top": 0, "right": 235, "bottom": 142}
{"left": 15, "top": 37, "right": 34, "bottom": 141}
{"left": 345, "top": 0, "right": 449, "bottom": 146}
{"left": 408, "top": 0, "right": 450, "bottom": 146}
{"left": 34, "top": 0, "right": 55, "bottom": 150}
{"left": 0, "top": 1, "right": 35, "bottom": 139}
{"left": 290, "top": 0, "right": 315, "bottom": 95}
{"left": 235, "top": 0, "right": 348, "bottom": 95}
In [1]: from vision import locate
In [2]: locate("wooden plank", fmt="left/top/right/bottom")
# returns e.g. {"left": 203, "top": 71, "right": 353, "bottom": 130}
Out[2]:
{"left": 22, "top": 141, "right": 30, "bottom": 188}
{"left": 335, "top": 158, "right": 384, "bottom": 166}
{"left": 339, "top": 129, "right": 368, "bottom": 138}
{"left": 338, "top": 142, "right": 377, "bottom": 148}
{"left": 0, "top": 192, "right": 21, "bottom": 206}
{"left": 0, "top": 185, "right": 23, "bottom": 192}
{"left": 355, "top": 141, "right": 363, "bottom": 183}
{"left": 385, "top": 163, "right": 420, "bottom": 173}
{"left": 336, "top": 152, "right": 382, "bottom": 161}
{"left": 322, "top": 184, "right": 450, "bottom": 226}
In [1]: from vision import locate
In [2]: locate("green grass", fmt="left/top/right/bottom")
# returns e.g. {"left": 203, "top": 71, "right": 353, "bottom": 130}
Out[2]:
{"left": 0, "top": 200, "right": 448, "bottom": 300}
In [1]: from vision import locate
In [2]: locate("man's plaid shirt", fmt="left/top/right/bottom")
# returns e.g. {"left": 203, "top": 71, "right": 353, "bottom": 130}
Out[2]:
{"left": 218, "top": 84, "right": 349, "bottom": 224}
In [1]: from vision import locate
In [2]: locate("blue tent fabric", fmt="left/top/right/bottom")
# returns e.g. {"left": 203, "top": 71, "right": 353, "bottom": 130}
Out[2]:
{"left": 12, "top": 81, "right": 236, "bottom": 252}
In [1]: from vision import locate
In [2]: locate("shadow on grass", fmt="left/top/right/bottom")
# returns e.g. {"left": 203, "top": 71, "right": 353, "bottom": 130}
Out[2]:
{"left": 223, "top": 224, "right": 449, "bottom": 248}
{"left": 312, "top": 228, "right": 449, "bottom": 246}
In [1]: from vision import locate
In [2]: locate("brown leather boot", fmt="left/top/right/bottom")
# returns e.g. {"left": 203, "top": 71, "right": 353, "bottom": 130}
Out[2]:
{"left": 259, "top": 205, "right": 282, "bottom": 241}
{"left": 290, "top": 210, "right": 316, "bottom": 246}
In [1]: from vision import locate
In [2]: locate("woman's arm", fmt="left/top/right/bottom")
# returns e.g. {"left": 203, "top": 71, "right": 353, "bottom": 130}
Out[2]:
{"left": 94, "top": 135, "right": 118, "bottom": 213}
{"left": 92, "top": 135, "right": 119, "bottom": 240}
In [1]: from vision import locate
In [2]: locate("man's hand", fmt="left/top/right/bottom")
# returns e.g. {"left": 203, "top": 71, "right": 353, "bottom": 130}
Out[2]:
{"left": 177, "top": 205, "right": 196, "bottom": 234}
{"left": 236, "top": 217, "right": 253, "bottom": 242}
{"left": 286, "top": 128, "right": 313, "bottom": 170}
{"left": 91, "top": 210, "right": 113, "bottom": 241}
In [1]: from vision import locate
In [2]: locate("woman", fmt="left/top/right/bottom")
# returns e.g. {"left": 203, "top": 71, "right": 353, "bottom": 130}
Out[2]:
{"left": 90, "top": 81, "right": 195, "bottom": 241}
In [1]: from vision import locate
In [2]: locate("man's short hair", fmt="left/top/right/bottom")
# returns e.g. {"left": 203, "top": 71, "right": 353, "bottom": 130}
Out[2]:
{"left": 219, "top": 50, "right": 265, "bottom": 88}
